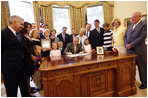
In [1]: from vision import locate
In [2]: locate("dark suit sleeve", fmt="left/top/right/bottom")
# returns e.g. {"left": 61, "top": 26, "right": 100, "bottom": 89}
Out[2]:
{"left": 67, "top": 34, "right": 70, "bottom": 43}
{"left": 1, "top": 30, "right": 7, "bottom": 53}
{"left": 89, "top": 31, "right": 94, "bottom": 49}
{"left": 124, "top": 28, "right": 128, "bottom": 47}
{"left": 130, "top": 23, "right": 147, "bottom": 48}
{"left": 79, "top": 45, "right": 84, "bottom": 52}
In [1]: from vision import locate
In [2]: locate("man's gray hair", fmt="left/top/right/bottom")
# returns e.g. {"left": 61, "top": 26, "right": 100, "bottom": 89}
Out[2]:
{"left": 9, "top": 15, "right": 23, "bottom": 24}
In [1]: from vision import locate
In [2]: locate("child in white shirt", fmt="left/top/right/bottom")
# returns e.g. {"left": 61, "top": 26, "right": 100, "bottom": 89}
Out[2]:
{"left": 83, "top": 38, "right": 92, "bottom": 54}
{"left": 50, "top": 42, "right": 61, "bottom": 57}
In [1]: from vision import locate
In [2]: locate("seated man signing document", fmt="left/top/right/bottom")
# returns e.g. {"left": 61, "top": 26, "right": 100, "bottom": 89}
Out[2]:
{"left": 64, "top": 37, "right": 84, "bottom": 55}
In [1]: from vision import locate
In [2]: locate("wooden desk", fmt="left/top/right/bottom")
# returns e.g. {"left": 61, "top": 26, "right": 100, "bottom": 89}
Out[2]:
{"left": 39, "top": 54, "right": 137, "bottom": 97}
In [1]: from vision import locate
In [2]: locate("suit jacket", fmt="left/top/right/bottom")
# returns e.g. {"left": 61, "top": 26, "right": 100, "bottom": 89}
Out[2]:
{"left": 89, "top": 28, "right": 104, "bottom": 50}
{"left": 1, "top": 27, "right": 25, "bottom": 74}
{"left": 64, "top": 43, "right": 83, "bottom": 54}
{"left": 57, "top": 33, "right": 70, "bottom": 49}
{"left": 69, "top": 34, "right": 78, "bottom": 42}
{"left": 124, "top": 21, "right": 147, "bottom": 55}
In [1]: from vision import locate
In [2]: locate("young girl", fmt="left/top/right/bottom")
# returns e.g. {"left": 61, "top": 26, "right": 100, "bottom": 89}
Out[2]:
{"left": 83, "top": 38, "right": 92, "bottom": 54}
{"left": 30, "top": 30, "right": 41, "bottom": 46}
{"left": 33, "top": 45, "right": 43, "bottom": 91}
{"left": 50, "top": 42, "right": 61, "bottom": 57}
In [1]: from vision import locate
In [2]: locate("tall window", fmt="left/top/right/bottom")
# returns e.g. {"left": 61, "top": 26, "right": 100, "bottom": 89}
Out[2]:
{"left": 87, "top": 5, "right": 104, "bottom": 30}
{"left": 52, "top": 5, "right": 71, "bottom": 35}
{"left": 9, "top": 1, "right": 35, "bottom": 23}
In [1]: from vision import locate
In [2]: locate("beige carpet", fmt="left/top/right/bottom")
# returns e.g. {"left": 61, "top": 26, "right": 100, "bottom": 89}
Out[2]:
{"left": 1, "top": 66, "right": 147, "bottom": 97}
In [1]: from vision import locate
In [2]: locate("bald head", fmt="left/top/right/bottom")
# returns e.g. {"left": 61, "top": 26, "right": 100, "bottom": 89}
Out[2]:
{"left": 131, "top": 12, "right": 142, "bottom": 24}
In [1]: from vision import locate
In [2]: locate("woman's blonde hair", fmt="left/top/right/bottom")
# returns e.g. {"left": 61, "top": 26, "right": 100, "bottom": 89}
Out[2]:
{"left": 43, "top": 29, "right": 50, "bottom": 35}
{"left": 80, "top": 28, "right": 86, "bottom": 34}
{"left": 112, "top": 18, "right": 121, "bottom": 26}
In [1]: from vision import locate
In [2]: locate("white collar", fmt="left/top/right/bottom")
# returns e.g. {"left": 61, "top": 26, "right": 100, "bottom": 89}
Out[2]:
{"left": 8, "top": 26, "right": 17, "bottom": 36}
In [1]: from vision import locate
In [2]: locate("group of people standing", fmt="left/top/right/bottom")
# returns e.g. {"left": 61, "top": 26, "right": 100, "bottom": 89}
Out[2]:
{"left": 1, "top": 11, "right": 147, "bottom": 97}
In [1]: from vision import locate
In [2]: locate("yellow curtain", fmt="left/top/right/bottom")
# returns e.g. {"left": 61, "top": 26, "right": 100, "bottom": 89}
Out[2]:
{"left": 1, "top": 1, "right": 10, "bottom": 30}
{"left": 33, "top": 1, "right": 40, "bottom": 31}
{"left": 37, "top": 1, "right": 114, "bottom": 8}
{"left": 103, "top": 1, "right": 114, "bottom": 29}
{"left": 69, "top": 6, "right": 87, "bottom": 33}
{"left": 40, "top": 5, "right": 53, "bottom": 30}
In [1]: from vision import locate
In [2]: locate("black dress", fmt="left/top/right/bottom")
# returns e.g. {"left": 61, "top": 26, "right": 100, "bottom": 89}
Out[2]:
{"left": 32, "top": 39, "right": 41, "bottom": 46}
{"left": 23, "top": 36, "right": 34, "bottom": 77}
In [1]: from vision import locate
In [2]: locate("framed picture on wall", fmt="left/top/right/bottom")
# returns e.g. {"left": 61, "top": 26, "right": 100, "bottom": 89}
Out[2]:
{"left": 124, "top": 14, "right": 147, "bottom": 27}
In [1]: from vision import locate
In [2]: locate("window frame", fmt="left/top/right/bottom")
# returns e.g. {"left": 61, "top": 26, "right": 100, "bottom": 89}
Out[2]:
{"left": 86, "top": 4, "right": 104, "bottom": 29}
{"left": 52, "top": 5, "right": 71, "bottom": 35}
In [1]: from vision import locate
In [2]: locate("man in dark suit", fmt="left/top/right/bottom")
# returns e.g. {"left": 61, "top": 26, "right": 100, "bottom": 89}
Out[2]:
{"left": 89, "top": 19, "right": 104, "bottom": 50}
{"left": 1, "top": 15, "right": 29, "bottom": 96}
{"left": 124, "top": 12, "right": 147, "bottom": 89}
{"left": 64, "top": 37, "right": 83, "bottom": 55}
{"left": 69, "top": 28, "right": 78, "bottom": 42}
{"left": 57, "top": 26, "right": 70, "bottom": 50}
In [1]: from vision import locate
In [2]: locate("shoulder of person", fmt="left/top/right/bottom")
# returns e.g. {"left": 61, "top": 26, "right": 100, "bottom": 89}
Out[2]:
{"left": 57, "top": 33, "right": 62, "bottom": 37}
{"left": 100, "top": 27, "right": 105, "bottom": 31}
{"left": 1, "top": 27, "right": 8, "bottom": 35}
{"left": 66, "top": 33, "right": 70, "bottom": 36}
{"left": 83, "top": 35, "right": 88, "bottom": 38}
{"left": 68, "top": 42, "right": 73, "bottom": 46}
{"left": 141, "top": 21, "right": 147, "bottom": 26}
{"left": 92, "top": 28, "right": 97, "bottom": 32}
{"left": 118, "top": 25, "right": 126, "bottom": 29}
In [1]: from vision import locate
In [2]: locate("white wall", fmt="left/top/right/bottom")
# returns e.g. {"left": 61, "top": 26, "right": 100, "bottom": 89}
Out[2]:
{"left": 114, "top": 1, "right": 147, "bottom": 26}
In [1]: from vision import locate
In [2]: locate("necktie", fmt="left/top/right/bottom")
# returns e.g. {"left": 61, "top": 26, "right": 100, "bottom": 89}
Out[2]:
{"left": 16, "top": 32, "right": 21, "bottom": 43}
{"left": 87, "top": 31, "right": 88, "bottom": 37}
{"left": 74, "top": 46, "right": 76, "bottom": 54}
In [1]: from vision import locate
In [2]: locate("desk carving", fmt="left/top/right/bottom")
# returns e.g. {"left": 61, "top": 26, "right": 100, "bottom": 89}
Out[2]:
{"left": 40, "top": 54, "right": 137, "bottom": 97}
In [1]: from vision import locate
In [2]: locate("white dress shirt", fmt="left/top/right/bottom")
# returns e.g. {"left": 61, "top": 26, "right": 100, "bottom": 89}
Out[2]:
{"left": 96, "top": 27, "right": 100, "bottom": 33}
{"left": 86, "top": 30, "right": 90, "bottom": 37}
{"left": 8, "top": 26, "right": 17, "bottom": 36}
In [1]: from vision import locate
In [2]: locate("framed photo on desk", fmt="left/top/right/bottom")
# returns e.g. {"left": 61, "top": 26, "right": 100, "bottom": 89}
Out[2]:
{"left": 41, "top": 39, "right": 51, "bottom": 49}
{"left": 96, "top": 46, "right": 104, "bottom": 55}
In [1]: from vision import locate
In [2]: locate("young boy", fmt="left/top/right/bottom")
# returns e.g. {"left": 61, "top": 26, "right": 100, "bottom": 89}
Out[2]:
{"left": 33, "top": 45, "right": 43, "bottom": 91}
{"left": 103, "top": 22, "right": 113, "bottom": 51}
{"left": 58, "top": 41, "right": 64, "bottom": 55}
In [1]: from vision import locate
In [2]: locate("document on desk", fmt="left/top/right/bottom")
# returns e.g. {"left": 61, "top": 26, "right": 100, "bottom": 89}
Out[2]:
{"left": 67, "top": 53, "right": 90, "bottom": 57}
